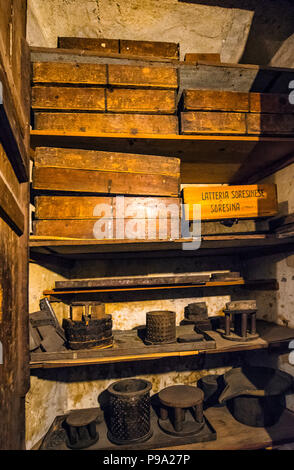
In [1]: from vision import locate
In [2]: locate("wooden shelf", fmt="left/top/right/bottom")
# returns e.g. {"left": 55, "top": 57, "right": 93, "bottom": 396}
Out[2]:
{"left": 29, "top": 233, "right": 294, "bottom": 260}
{"left": 43, "top": 279, "right": 277, "bottom": 297}
{"left": 30, "top": 131, "right": 294, "bottom": 184}
{"left": 30, "top": 321, "right": 294, "bottom": 369}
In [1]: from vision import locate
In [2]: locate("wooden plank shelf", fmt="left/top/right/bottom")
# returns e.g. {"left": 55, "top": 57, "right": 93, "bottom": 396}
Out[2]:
{"left": 43, "top": 279, "right": 278, "bottom": 297}
{"left": 29, "top": 233, "right": 294, "bottom": 260}
{"left": 30, "top": 321, "right": 294, "bottom": 369}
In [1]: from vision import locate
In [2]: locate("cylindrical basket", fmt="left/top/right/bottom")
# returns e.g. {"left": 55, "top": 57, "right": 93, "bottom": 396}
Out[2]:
{"left": 145, "top": 310, "right": 176, "bottom": 345}
{"left": 107, "top": 379, "right": 152, "bottom": 445}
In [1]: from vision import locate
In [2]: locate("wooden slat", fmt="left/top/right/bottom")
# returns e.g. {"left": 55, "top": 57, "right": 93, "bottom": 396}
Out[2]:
{"left": 33, "top": 218, "right": 181, "bottom": 240}
{"left": 183, "top": 89, "right": 249, "bottom": 112}
{"left": 0, "top": 169, "right": 24, "bottom": 234}
{"left": 32, "top": 86, "right": 106, "bottom": 111}
{"left": 108, "top": 64, "right": 178, "bottom": 89}
{"left": 58, "top": 37, "right": 119, "bottom": 53}
{"left": 120, "top": 40, "right": 179, "bottom": 60}
{"left": 183, "top": 184, "right": 278, "bottom": 220}
{"left": 250, "top": 93, "right": 294, "bottom": 114}
{"left": 34, "top": 112, "right": 179, "bottom": 135}
{"left": 184, "top": 53, "right": 221, "bottom": 64}
{"left": 106, "top": 89, "right": 176, "bottom": 114}
{"left": 33, "top": 147, "right": 180, "bottom": 176}
{"left": 32, "top": 62, "right": 107, "bottom": 85}
{"left": 181, "top": 111, "right": 246, "bottom": 135}
{"left": 35, "top": 196, "right": 181, "bottom": 219}
{"left": 32, "top": 167, "right": 179, "bottom": 196}
{"left": 247, "top": 113, "right": 294, "bottom": 135}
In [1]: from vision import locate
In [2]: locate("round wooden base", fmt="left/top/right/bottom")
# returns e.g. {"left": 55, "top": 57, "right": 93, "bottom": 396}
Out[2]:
{"left": 158, "top": 415, "right": 205, "bottom": 437}
{"left": 221, "top": 330, "right": 260, "bottom": 342}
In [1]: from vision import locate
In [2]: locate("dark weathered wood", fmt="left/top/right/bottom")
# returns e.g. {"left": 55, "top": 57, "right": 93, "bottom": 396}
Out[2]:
{"left": 33, "top": 218, "right": 181, "bottom": 240}
{"left": 58, "top": 37, "right": 119, "bottom": 53}
{"left": 106, "top": 89, "right": 176, "bottom": 114}
{"left": 33, "top": 147, "right": 180, "bottom": 176}
{"left": 32, "top": 86, "right": 106, "bottom": 111}
{"left": 55, "top": 274, "right": 210, "bottom": 290}
{"left": 181, "top": 112, "right": 246, "bottom": 135}
{"left": 120, "top": 40, "right": 179, "bottom": 60}
{"left": 35, "top": 196, "right": 181, "bottom": 219}
{"left": 33, "top": 62, "right": 107, "bottom": 84}
{"left": 34, "top": 112, "right": 179, "bottom": 135}
{"left": 0, "top": 1, "right": 30, "bottom": 450}
{"left": 247, "top": 113, "right": 294, "bottom": 135}
{"left": 32, "top": 167, "right": 179, "bottom": 196}
{"left": 250, "top": 93, "right": 294, "bottom": 114}
{"left": 108, "top": 64, "right": 178, "bottom": 88}
{"left": 0, "top": 1, "right": 30, "bottom": 182}
{"left": 183, "top": 90, "right": 249, "bottom": 112}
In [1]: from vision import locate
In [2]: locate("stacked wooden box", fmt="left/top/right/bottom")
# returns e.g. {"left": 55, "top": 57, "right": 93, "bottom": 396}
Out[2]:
{"left": 58, "top": 37, "right": 180, "bottom": 61}
{"left": 32, "top": 60, "right": 179, "bottom": 135}
{"left": 180, "top": 89, "right": 294, "bottom": 135}
{"left": 32, "top": 147, "right": 181, "bottom": 240}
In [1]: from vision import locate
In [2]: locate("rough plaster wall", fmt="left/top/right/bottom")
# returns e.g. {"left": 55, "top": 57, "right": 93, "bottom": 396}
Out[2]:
{"left": 26, "top": 0, "right": 253, "bottom": 63}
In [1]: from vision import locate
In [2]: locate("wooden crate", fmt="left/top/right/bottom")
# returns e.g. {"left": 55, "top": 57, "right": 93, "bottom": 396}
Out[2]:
{"left": 181, "top": 111, "right": 246, "bottom": 135}
{"left": 32, "top": 86, "right": 106, "bottom": 111}
{"left": 32, "top": 147, "right": 180, "bottom": 197}
{"left": 108, "top": 64, "right": 178, "bottom": 89}
{"left": 106, "top": 89, "right": 176, "bottom": 114}
{"left": 57, "top": 37, "right": 179, "bottom": 60}
{"left": 34, "top": 196, "right": 181, "bottom": 220}
{"left": 182, "top": 89, "right": 249, "bottom": 112}
{"left": 32, "top": 62, "right": 107, "bottom": 85}
{"left": 184, "top": 53, "right": 221, "bottom": 64}
{"left": 32, "top": 87, "right": 176, "bottom": 114}
{"left": 183, "top": 184, "right": 278, "bottom": 220}
{"left": 34, "top": 112, "right": 179, "bottom": 134}
{"left": 119, "top": 39, "right": 179, "bottom": 60}
{"left": 33, "top": 218, "right": 181, "bottom": 240}
{"left": 58, "top": 37, "right": 120, "bottom": 54}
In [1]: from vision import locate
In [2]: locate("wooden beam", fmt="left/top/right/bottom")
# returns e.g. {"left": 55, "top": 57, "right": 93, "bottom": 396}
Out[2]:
{"left": 0, "top": 168, "right": 24, "bottom": 234}
{"left": 0, "top": 81, "right": 28, "bottom": 181}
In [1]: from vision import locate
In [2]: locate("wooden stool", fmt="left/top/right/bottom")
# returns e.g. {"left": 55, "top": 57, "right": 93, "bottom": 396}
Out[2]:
{"left": 158, "top": 385, "right": 204, "bottom": 436}
{"left": 65, "top": 408, "right": 101, "bottom": 449}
